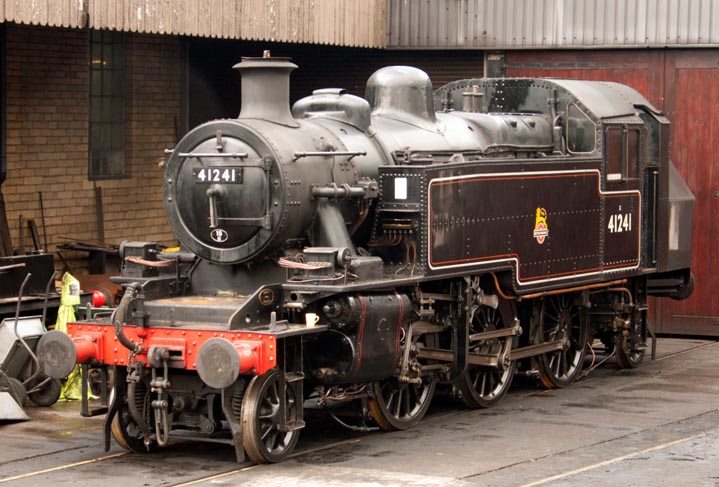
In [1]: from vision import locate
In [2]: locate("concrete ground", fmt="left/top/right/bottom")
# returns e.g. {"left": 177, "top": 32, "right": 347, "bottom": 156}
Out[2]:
{"left": 1, "top": 337, "right": 717, "bottom": 487}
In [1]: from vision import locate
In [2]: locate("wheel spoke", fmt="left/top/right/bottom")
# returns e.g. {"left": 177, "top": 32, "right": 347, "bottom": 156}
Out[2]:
{"left": 393, "top": 387, "right": 403, "bottom": 418}
{"left": 490, "top": 372, "right": 498, "bottom": 396}
{"left": 409, "top": 383, "right": 421, "bottom": 406}
{"left": 260, "top": 424, "right": 274, "bottom": 441}
{"left": 385, "top": 388, "right": 396, "bottom": 412}
{"left": 267, "top": 383, "right": 278, "bottom": 403}
{"left": 553, "top": 351, "right": 562, "bottom": 376}
{"left": 402, "top": 387, "right": 412, "bottom": 417}
{"left": 548, "top": 298, "right": 560, "bottom": 318}
{"left": 264, "top": 429, "right": 278, "bottom": 450}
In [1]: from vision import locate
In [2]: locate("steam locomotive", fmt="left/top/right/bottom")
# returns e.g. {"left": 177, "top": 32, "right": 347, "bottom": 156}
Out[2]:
{"left": 38, "top": 53, "right": 694, "bottom": 463}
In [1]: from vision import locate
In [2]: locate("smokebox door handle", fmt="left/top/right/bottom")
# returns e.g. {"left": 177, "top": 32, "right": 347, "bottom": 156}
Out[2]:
{"left": 207, "top": 185, "right": 225, "bottom": 229}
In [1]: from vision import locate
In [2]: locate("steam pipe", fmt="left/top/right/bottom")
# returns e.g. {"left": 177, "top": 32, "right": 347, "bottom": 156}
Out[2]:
{"left": 491, "top": 272, "right": 628, "bottom": 301}
{"left": 112, "top": 282, "right": 142, "bottom": 354}
{"left": 312, "top": 184, "right": 366, "bottom": 199}
{"left": 315, "top": 199, "right": 357, "bottom": 254}
{"left": 521, "top": 279, "right": 628, "bottom": 299}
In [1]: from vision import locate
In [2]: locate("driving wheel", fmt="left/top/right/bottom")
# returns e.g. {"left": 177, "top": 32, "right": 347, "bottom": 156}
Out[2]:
{"left": 534, "top": 293, "right": 589, "bottom": 388}
{"left": 456, "top": 298, "right": 517, "bottom": 408}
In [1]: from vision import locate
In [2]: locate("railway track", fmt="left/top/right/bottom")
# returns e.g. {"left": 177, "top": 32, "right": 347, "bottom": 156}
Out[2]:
{"left": 1, "top": 339, "right": 716, "bottom": 487}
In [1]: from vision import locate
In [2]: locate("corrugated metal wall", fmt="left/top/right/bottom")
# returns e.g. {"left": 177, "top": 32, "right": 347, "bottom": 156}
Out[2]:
{"left": 87, "top": 0, "right": 386, "bottom": 48}
{"left": 6, "top": 0, "right": 719, "bottom": 50}
{"left": 388, "top": 0, "right": 719, "bottom": 49}
{"left": 0, "top": 0, "right": 85, "bottom": 28}
{"left": 0, "top": 0, "right": 385, "bottom": 48}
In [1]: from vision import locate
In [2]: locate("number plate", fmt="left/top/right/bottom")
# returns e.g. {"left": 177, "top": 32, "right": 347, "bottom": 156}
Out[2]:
{"left": 193, "top": 167, "right": 243, "bottom": 184}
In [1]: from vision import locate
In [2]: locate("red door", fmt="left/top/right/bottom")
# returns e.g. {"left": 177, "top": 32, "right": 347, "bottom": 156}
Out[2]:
{"left": 657, "top": 51, "right": 719, "bottom": 335}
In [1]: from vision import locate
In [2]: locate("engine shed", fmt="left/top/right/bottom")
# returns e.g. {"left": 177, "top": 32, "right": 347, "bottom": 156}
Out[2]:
{"left": 0, "top": 2, "right": 717, "bottom": 486}
{"left": 0, "top": 0, "right": 715, "bottom": 336}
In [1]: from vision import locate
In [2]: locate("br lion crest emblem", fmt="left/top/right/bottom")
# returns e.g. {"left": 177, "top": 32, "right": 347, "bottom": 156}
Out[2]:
{"left": 533, "top": 207, "right": 549, "bottom": 244}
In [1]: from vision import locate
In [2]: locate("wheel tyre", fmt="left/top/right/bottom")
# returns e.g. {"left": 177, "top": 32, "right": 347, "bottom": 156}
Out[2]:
{"left": 28, "top": 375, "right": 62, "bottom": 407}
{"left": 241, "top": 370, "right": 301, "bottom": 464}
{"left": 111, "top": 413, "right": 135, "bottom": 452}
{"left": 111, "top": 405, "right": 156, "bottom": 453}
{"left": 368, "top": 375, "right": 437, "bottom": 431}
{"left": 7, "top": 377, "right": 28, "bottom": 408}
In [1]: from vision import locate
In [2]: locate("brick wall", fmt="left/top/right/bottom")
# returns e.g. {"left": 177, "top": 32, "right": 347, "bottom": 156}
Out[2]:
{"left": 102, "top": 32, "right": 184, "bottom": 247}
{"left": 2, "top": 24, "right": 183, "bottom": 275}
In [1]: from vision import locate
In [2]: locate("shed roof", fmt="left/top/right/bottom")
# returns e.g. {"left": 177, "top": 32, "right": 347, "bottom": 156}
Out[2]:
{"left": 4, "top": 0, "right": 719, "bottom": 51}
{"left": 0, "top": 0, "right": 386, "bottom": 48}
{"left": 387, "top": 0, "right": 719, "bottom": 49}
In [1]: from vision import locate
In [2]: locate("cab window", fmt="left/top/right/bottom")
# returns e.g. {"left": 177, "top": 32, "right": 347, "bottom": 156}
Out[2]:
{"left": 566, "top": 104, "right": 596, "bottom": 154}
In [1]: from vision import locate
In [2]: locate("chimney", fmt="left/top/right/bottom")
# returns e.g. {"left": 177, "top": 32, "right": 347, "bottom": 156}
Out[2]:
{"left": 233, "top": 51, "right": 299, "bottom": 127}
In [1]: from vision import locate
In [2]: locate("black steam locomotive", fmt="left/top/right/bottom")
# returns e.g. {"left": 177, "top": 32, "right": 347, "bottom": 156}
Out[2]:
{"left": 38, "top": 53, "right": 694, "bottom": 463}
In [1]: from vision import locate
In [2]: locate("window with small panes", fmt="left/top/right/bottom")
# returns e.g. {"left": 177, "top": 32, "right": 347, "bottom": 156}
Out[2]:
{"left": 89, "top": 30, "right": 126, "bottom": 179}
